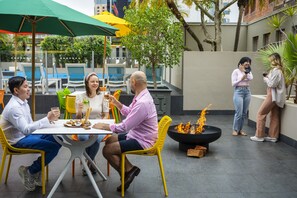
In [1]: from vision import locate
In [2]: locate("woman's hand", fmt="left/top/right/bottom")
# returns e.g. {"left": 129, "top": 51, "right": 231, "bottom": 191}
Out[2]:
{"left": 241, "top": 74, "right": 247, "bottom": 81}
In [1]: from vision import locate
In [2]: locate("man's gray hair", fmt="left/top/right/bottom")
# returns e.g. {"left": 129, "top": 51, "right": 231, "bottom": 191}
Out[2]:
{"left": 131, "top": 71, "right": 147, "bottom": 84}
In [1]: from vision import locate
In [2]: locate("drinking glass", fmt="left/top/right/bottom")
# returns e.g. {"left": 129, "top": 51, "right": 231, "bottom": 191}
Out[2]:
{"left": 82, "top": 97, "right": 90, "bottom": 112}
{"left": 50, "top": 107, "right": 60, "bottom": 123}
{"left": 104, "top": 91, "right": 110, "bottom": 102}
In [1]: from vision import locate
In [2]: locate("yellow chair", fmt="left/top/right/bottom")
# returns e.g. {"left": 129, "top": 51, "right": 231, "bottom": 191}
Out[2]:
{"left": 0, "top": 89, "right": 5, "bottom": 110}
{"left": 0, "top": 127, "right": 48, "bottom": 195}
{"left": 120, "top": 115, "right": 172, "bottom": 197}
{"left": 65, "top": 95, "right": 77, "bottom": 119}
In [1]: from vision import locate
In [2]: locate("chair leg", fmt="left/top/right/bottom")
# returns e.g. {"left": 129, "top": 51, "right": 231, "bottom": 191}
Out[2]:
{"left": 121, "top": 154, "right": 126, "bottom": 197}
{"left": 0, "top": 149, "right": 8, "bottom": 183}
{"left": 46, "top": 166, "right": 49, "bottom": 181}
{"left": 41, "top": 153, "right": 46, "bottom": 195}
{"left": 107, "top": 162, "right": 110, "bottom": 176}
{"left": 5, "top": 154, "right": 12, "bottom": 184}
{"left": 72, "top": 159, "right": 75, "bottom": 177}
{"left": 157, "top": 150, "right": 168, "bottom": 197}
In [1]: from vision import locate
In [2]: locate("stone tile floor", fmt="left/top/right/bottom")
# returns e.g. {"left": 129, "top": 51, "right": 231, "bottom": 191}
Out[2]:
{"left": 1, "top": 115, "right": 297, "bottom": 198}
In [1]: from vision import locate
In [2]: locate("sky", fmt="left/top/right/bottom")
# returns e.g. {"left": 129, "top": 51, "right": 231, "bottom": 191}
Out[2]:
{"left": 53, "top": 0, "right": 239, "bottom": 22}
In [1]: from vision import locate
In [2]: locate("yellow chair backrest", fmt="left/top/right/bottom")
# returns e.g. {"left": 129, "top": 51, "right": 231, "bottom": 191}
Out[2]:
{"left": 125, "top": 115, "right": 172, "bottom": 156}
{"left": 65, "top": 95, "right": 76, "bottom": 119}
{"left": 0, "top": 89, "right": 5, "bottom": 109}
{"left": 110, "top": 90, "right": 122, "bottom": 123}
{"left": 148, "top": 115, "right": 172, "bottom": 154}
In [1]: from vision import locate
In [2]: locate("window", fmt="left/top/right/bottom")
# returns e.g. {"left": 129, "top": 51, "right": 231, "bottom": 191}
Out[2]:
{"left": 116, "top": 47, "right": 119, "bottom": 58}
{"left": 122, "top": 47, "right": 126, "bottom": 58}
{"left": 263, "top": 33, "right": 270, "bottom": 47}
{"left": 276, "top": 29, "right": 286, "bottom": 42}
{"left": 251, "top": 0, "right": 256, "bottom": 13}
{"left": 253, "top": 36, "right": 259, "bottom": 51}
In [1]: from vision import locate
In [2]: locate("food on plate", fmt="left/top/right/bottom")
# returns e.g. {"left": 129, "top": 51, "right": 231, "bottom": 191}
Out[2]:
{"left": 64, "top": 119, "right": 91, "bottom": 127}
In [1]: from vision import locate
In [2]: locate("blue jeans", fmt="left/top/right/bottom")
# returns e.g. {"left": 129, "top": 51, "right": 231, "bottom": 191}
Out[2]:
{"left": 77, "top": 135, "right": 105, "bottom": 160}
{"left": 14, "top": 135, "right": 61, "bottom": 174}
{"left": 233, "top": 87, "right": 251, "bottom": 132}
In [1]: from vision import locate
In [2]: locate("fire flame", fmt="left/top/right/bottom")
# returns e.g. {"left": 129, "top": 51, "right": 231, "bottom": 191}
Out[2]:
{"left": 196, "top": 104, "right": 212, "bottom": 133}
{"left": 175, "top": 104, "right": 212, "bottom": 134}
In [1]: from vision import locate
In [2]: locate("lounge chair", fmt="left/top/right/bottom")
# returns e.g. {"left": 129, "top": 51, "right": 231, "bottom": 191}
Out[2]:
{"left": 63, "top": 64, "right": 86, "bottom": 91}
{"left": 145, "top": 65, "right": 164, "bottom": 88}
{"left": 21, "top": 63, "right": 45, "bottom": 94}
{"left": 106, "top": 64, "right": 127, "bottom": 92}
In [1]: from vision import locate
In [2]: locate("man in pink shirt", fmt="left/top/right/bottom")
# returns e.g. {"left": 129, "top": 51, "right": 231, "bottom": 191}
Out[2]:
{"left": 93, "top": 71, "right": 158, "bottom": 192}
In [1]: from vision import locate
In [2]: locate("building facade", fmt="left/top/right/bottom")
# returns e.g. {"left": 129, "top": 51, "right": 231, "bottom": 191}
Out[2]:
{"left": 243, "top": 0, "right": 297, "bottom": 51}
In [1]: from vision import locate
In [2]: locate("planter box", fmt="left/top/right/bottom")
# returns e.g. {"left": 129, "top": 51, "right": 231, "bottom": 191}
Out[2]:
{"left": 249, "top": 95, "right": 297, "bottom": 149}
{"left": 148, "top": 87, "right": 172, "bottom": 117}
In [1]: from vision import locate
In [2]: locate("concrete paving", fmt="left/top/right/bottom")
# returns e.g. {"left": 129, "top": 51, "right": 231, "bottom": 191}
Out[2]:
{"left": 1, "top": 115, "right": 297, "bottom": 198}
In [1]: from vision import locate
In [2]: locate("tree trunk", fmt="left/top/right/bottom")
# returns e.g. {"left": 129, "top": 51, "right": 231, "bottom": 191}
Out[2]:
{"left": 166, "top": 0, "right": 204, "bottom": 51}
{"left": 234, "top": 5, "right": 245, "bottom": 51}
{"left": 214, "top": 0, "right": 221, "bottom": 51}
{"left": 152, "top": 63, "right": 157, "bottom": 89}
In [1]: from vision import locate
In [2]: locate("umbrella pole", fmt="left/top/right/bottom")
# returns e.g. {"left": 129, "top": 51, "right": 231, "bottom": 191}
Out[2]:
{"left": 31, "top": 22, "right": 36, "bottom": 120}
{"left": 14, "top": 35, "right": 17, "bottom": 75}
{"left": 103, "top": 36, "right": 107, "bottom": 86}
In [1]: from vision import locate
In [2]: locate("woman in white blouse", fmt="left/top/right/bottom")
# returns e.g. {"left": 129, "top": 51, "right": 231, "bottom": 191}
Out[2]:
{"left": 250, "top": 53, "right": 286, "bottom": 143}
{"left": 76, "top": 72, "right": 109, "bottom": 175}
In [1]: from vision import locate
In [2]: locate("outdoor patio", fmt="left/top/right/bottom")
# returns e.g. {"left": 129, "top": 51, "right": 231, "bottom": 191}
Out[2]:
{"left": 1, "top": 114, "right": 297, "bottom": 198}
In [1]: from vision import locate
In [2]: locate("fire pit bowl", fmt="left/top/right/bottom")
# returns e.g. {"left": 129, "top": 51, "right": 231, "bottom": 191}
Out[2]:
{"left": 168, "top": 125, "right": 222, "bottom": 152}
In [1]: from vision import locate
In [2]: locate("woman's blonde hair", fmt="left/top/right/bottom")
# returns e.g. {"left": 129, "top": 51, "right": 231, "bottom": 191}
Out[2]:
{"left": 269, "top": 53, "right": 284, "bottom": 73}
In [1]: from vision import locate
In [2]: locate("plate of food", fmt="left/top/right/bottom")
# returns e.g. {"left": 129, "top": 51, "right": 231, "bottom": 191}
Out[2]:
{"left": 64, "top": 119, "right": 92, "bottom": 128}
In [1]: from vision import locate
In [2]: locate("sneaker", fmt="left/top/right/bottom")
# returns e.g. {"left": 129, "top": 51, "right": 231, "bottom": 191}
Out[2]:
{"left": 250, "top": 136, "right": 264, "bottom": 142}
{"left": 82, "top": 168, "right": 87, "bottom": 176}
{"left": 33, "top": 171, "right": 42, "bottom": 187}
{"left": 18, "top": 166, "right": 35, "bottom": 191}
{"left": 88, "top": 162, "right": 97, "bottom": 175}
{"left": 264, "top": 136, "right": 278, "bottom": 143}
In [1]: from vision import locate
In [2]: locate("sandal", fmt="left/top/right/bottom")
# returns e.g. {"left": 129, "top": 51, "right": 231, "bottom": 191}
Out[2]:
{"left": 239, "top": 131, "right": 247, "bottom": 136}
{"left": 232, "top": 131, "right": 238, "bottom": 136}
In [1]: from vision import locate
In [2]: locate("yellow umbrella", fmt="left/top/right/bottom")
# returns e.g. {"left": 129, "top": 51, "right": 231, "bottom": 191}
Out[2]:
{"left": 92, "top": 11, "right": 131, "bottom": 78}
{"left": 92, "top": 11, "right": 130, "bottom": 37}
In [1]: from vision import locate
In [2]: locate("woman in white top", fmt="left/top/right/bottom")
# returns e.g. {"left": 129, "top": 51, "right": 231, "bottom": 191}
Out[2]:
{"left": 231, "top": 57, "right": 253, "bottom": 136}
{"left": 76, "top": 72, "right": 109, "bottom": 175}
{"left": 250, "top": 53, "right": 286, "bottom": 143}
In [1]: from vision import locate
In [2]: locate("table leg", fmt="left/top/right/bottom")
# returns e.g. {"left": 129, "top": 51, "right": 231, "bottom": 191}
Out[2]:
{"left": 81, "top": 158, "right": 103, "bottom": 198}
{"left": 47, "top": 155, "right": 75, "bottom": 198}
{"left": 84, "top": 152, "right": 107, "bottom": 181}
{"left": 50, "top": 135, "right": 105, "bottom": 198}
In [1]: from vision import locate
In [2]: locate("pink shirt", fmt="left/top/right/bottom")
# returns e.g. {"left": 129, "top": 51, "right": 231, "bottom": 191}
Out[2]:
{"left": 231, "top": 68, "right": 253, "bottom": 87}
{"left": 109, "top": 88, "right": 158, "bottom": 149}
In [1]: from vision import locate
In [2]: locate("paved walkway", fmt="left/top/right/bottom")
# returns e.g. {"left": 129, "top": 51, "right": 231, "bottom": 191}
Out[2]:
{"left": 1, "top": 115, "right": 297, "bottom": 198}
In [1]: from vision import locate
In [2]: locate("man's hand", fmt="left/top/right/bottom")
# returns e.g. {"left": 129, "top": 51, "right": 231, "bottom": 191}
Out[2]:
{"left": 47, "top": 111, "right": 59, "bottom": 122}
{"left": 93, "top": 123, "right": 110, "bottom": 131}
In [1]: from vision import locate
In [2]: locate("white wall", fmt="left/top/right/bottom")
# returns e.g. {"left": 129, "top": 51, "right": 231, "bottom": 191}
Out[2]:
{"left": 183, "top": 51, "right": 267, "bottom": 110}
